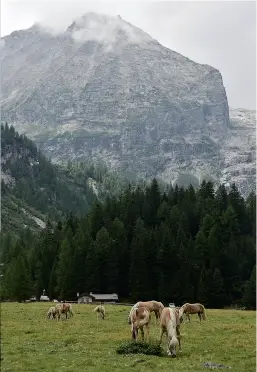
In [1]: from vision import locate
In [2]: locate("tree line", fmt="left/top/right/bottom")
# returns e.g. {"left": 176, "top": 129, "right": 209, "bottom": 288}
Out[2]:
{"left": 0, "top": 180, "right": 255, "bottom": 309}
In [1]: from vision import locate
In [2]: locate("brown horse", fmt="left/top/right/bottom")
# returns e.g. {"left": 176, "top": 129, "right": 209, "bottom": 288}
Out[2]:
{"left": 131, "top": 306, "right": 151, "bottom": 341}
{"left": 55, "top": 303, "right": 73, "bottom": 320}
{"left": 178, "top": 302, "right": 206, "bottom": 323}
{"left": 128, "top": 301, "right": 164, "bottom": 324}
{"left": 160, "top": 307, "right": 182, "bottom": 357}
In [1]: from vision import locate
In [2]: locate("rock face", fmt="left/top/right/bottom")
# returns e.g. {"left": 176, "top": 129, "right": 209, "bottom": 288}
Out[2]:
{"left": 221, "top": 108, "right": 256, "bottom": 197}
{"left": 0, "top": 13, "right": 255, "bottom": 196}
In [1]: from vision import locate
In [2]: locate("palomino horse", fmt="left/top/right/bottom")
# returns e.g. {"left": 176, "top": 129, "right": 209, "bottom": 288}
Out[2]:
{"left": 128, "top": 301, "right": 164, "bottom": 324}
{"left": 131, "top": 306, "right": 151, "bottom": 341}
{"left": 55, "top": 303, "right": 73, "bottom": 320}
{"left": 94, "top": 305, "right": 105, "bottom": 320}
{"left": 46, "top": 306, "right": 59, "bottom": 320}
{"left": 160, "top": 307, "right": 182, "bottom": 357}
{"left": 178, "top": 303, "right": 206, "bottom": 323}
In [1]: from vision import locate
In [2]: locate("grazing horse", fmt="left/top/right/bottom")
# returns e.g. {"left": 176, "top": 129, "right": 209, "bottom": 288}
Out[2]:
{"left": 160, "top": 307, "right": 182, "bottom": 357}
{"left": 178, "top": 302, "right": 206, "bottom": 323}
{"left": 94, "top": 305, "right": 105, "bottom": 320}
{"left": 55, "top": 303, "right": 73, "bottom": 320}
{"left": 46, "top": 306, "right": 59, "bottom": 320}
{"left": 128, "top": 301, "right": 164, "bottom": 324}
{"left": 131, "top": 306, "right": 151, "bottom": 341}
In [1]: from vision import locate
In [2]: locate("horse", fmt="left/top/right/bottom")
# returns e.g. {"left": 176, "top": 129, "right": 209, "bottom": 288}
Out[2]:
{"left": 131, "top": 306, "right": 151, "bottom": 342}
{"left": 94, "top": 305, "right": 105, "bottom": 320}
{"left": 46, "top": 306, "right": 59, "bottom": 320}
{"left": 55, "top": 303, "right": 73, "bottom": 320}
{"left": 128, "top": 301, "right": 164, "bottom": 324}
{"left": 178, "top": 302, "right": 206, "bottom": 323}
{"left": 159, "top": 307, "right": 182, "bottom": 357}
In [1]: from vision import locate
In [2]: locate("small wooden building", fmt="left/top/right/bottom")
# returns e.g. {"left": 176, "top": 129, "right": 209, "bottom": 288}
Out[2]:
{"left": 78, "top": 292, "right": 118, "bottom": 304}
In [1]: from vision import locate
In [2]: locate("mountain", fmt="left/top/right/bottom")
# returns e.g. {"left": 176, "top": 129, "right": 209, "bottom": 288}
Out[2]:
{"left": 221, "top": 108, "right": 256, "bottom": 197}
{"left": 1, "top": 123, "right": 129, "bottom": 234}
{"left": 0, "top": 13, "right": 255, "bottom": 196}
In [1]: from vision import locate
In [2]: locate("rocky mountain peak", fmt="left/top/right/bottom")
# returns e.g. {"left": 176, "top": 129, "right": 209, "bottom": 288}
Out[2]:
{"left": 0, "top": 15, "right": 255, "bottom": 197}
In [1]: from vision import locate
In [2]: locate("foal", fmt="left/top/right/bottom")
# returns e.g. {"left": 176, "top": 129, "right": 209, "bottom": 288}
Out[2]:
{"left": 131, "top": 306, "right": 151, "bottom": 342}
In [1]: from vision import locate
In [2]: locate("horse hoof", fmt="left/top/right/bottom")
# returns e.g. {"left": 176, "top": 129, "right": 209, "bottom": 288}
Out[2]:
{"left": 171, "top": 354, "right": 176, "bottom": 358}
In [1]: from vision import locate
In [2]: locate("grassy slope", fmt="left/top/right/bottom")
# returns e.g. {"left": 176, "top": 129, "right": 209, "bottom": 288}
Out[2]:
{"left": 1, "top": 303, "right": 256, "bottom": 372}
{"left": 1, "top": 194, "right": 46, "bottom": 233}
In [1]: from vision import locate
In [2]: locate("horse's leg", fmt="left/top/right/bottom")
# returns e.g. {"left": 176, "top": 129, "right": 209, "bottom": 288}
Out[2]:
{"left": 198, "top": 312, "right": 201, "bottom": 323}
{"left": 177, "top": 327, "right": 182, "bottom": 353}
{"left": 159, "top": 328, "right": 165, "bottom": 345}
{"left": 187, "top": 314, "right": 191, "bottom": 322}
{"left": 140, "top": 327, "right": 144, "bottom": 342}
{"left": 146, "top": 324, "right": 150, "bottom": 342}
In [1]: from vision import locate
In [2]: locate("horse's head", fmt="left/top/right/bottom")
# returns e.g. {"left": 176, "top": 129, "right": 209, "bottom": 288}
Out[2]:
{"left": 178, "top": 307, "right": 184, "bottom": 323}
{"left": 168, "top": 339, "right": 177, "bottom": 358}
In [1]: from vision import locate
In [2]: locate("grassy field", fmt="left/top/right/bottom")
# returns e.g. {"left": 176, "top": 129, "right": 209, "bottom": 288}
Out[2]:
{"left": 1, "top": 303, "right": 256, "bottom": 372}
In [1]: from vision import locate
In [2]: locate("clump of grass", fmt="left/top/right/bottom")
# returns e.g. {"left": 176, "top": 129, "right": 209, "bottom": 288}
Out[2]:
{"left": 116, "top": 341, "right": 163, "bottom": 356}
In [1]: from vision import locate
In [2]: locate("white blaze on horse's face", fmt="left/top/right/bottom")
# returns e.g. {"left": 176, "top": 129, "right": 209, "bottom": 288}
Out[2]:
{"left": 168, "top": 340, "right": 176, "bottom": 358}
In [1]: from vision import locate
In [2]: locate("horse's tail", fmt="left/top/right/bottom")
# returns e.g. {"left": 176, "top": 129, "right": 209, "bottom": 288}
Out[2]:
{"left": 201, "top": 305, "right": 207, "bottom": 320}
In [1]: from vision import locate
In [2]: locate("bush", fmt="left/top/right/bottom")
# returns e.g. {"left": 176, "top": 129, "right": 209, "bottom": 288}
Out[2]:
{"left": 116, "top": 341, "right": 163, "bottom": 356}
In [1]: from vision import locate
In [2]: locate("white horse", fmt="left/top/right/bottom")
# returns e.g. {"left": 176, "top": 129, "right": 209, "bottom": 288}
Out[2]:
{"left": 94, "top": 305, "right": 105, "bottom": 320}
{"left": 46, "top": 306, "right": 59, "bottom": 320}
{"left": 159, "top": 307, "right": 182, "bottom": 357}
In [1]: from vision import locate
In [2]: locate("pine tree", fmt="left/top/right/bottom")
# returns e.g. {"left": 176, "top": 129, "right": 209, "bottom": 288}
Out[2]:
{"left": 56, "top": 238, "right": 75, "bottom": 300}
{"left": 4, "top": 254, "right": 32, "bottom": 302}
{"left": 90, "top": 227, "right": 115, "bottom": 293}
{"left": 209, "top": 268, "right": 226, "bottom": 308}
{"left": 129, "top": 218, "right": 150, "bottom": 300}
{"left": 108, "top": 218, "right": 129, "bottom": 298}
{"left": 243, "top": 265, "right": 256, "bottom": 309}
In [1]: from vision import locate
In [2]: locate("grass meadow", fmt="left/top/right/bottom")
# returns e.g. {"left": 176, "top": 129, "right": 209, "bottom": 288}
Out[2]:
{"left": 1, "top": 303, "right": 256, "bottom": 372}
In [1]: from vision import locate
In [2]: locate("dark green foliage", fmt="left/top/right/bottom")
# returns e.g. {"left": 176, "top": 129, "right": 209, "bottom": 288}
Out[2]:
{"left": 243, "top": 265, "right": 256, "bottom": 309}
{"left": 116, "top": 341, "right": 163, "bottom": 356}
{"left": 0, "top": 168, "right": 255, "bottom": 308}
{"left": 2, "top": 253, "right": 32, "bottom": 302}
{"left": 1, "top": 123, "right": 133, "bottom": 235}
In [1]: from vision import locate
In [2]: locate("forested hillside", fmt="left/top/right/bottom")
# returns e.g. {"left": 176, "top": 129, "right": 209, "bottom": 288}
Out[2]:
{"left": 1, "top": 123, "right": 130, "bottom": 234}
{"left": 0, "top": 179, "right": 255, "bottom": 309}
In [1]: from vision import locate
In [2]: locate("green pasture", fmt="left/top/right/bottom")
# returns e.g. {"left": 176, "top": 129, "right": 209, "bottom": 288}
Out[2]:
{"left": 1, "top": 303, "right": 256, "bottom": 372}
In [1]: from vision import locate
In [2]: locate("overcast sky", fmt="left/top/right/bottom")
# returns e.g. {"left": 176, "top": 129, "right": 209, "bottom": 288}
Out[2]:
{"left": 1, "top": 0, "right": 256, "bottom": 110}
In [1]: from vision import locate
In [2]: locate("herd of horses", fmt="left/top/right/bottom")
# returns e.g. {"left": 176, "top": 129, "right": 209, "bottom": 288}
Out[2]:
{"left": 128, "top": 300, "right": 206, "bottom": 357}
{"left": 46, "top": 300, "right": 206, "bottom": 358}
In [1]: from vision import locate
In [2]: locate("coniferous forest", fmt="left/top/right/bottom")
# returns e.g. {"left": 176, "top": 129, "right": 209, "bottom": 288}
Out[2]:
{"left": 0, "top": 178, "right": 256, "bottom": 309}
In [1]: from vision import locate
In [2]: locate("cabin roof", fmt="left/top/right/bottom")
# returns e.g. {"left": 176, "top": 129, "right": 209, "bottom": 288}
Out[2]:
{"left": 79, "top": 292, "right": 118, "bottom": 300}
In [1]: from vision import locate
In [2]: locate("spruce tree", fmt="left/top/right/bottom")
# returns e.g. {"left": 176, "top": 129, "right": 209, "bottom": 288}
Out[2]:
{"left": 129, "top": 218, "right": 150, "bottom": 300}
{"left": 243, "top": 265, "right": 256, "bottom": 309}
{"left": 5, "top": 254, "right": 32, "bottom": 302}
